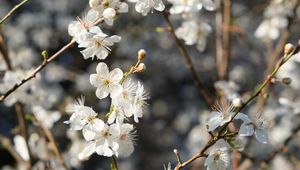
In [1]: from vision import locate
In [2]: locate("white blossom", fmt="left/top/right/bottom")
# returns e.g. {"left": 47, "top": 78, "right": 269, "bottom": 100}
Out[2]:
{"left": 65, "top": 97, "right": 105, "bottom": 141}
{"left": 89, "top": 62, "right": 123, "bottom": 99}
{"left": 168, "top": 0, "right": 215, "bottom": 15}
{"left": 236, "top": 113, "right": 270, "bottom": 144}
{"left": 175, "top": 19, "right": 212, "bottom": 52}
{"left": 14, "top": 135, "right": 30, "bottom": 161}
{"left": 131, "top": 82, "right": 148, "bottom": 123}
{"left": 78, "top": 123, "right": 119, "bottom": 159}
{"left": 68, "top": 10, "right": 98, "bottom": 42}
{"left": 78, "top": 27, "right": 121, "bottom": 60}
{"left": 129, "top": 0, "right": 165, "bottom": 16}
{"left": 204, "top": 139, "right": 230, "bottom": 170}
{"left": 110, "top": 122, "right": 136, "bottom": 157}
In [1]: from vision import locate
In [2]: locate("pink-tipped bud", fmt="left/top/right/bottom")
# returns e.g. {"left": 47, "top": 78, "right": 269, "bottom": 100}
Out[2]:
{"left": 134, "top": 63, "right": 146, "bottom": 73}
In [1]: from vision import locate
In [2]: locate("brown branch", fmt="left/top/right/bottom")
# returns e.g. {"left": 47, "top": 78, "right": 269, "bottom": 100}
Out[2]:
{"left": 0, "top": 135, "right": 27, "bottom": 166}
{"left": 0, "top": 38, "right": 75, "bottom": 102}
{"left": 255, "top": 31, "right": 290, "bottom": 111}
{"left": 32, "top": 114, "right": 69, "bottom": 170}
{"left": 0, "top": 0, "right": 30, "bottom": 25}
{"left": 162, "top": 11, "right": 214, "bottom": 107}
{"left": 0, "top": 30, "right": 11, "bottom": 70}
{"left": 222, "top": 0, "right": 231, "bottom": 80}
{"left": 0, "top": 17, "right": 104, "bottom": 103}
{"left": 173, "top": 41, "right": 300, "bottom": 170}
{"left": 215, "top": 0, "right": 224, "bottom": 80}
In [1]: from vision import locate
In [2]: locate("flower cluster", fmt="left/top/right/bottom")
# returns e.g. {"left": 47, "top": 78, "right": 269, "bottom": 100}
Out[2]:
{"left": 167, "top": 0, "right": 215, "bottom": 52}
{"left": 65, "top": 0, "right": 151, "bottom": 160}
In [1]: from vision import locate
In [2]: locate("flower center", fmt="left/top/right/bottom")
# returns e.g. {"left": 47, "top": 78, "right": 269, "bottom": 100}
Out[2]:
{"left": 180, "top": 0, "right": 188, "bottom": 5}
{"left": 102, "top": 0, "right": 110, "bottom": 8}
{"left": 213, "top": 151, "right": 221, "bottom": 161}
{"left": 95, "top": 40, "right": 102, "bottom": 48}
{"left": 102, "top": 130, "right": 110, "bottom": 138}
{"left": 120, "top": 133, "right": 128, "bottom": 141}
{"left": 86, "top": 116, "right": 94, "bottom": 124}
{"left": 103, "top": 79, "right": 110, "bottom": 87}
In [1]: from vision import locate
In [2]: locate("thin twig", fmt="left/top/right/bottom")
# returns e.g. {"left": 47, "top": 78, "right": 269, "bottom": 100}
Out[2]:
{"left": 162, "top": 11, "right": 214, "bottom": 107}
{"left": 222, "top": 0, "right": 231, "bottom": 80}
{"left": 215, "top": 0, "right": 224, "bottom": 80}
{"left": 173, "top": 41, "right": 300, "bottom": 170}
{"left": 32, "top": 114, "right": 69, "bottom": 170}
{"left": 0, "top": 30, "right": 11, "bottom": 69}
{"left": 0, "top": 17, "right": 104, "bottom": 103}
{"left": 0, "top": 0, "right": 30, "bottom": 25}
{"left": 0, "top": 135, "right": 27, "bottom": 165}
{"left": 0, "top": 39, "right": 75, "bottom": 102}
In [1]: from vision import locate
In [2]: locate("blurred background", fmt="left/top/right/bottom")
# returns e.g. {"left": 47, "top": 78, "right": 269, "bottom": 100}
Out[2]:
{"left": 1, "top": 0, "right": 300, "bottom": 169}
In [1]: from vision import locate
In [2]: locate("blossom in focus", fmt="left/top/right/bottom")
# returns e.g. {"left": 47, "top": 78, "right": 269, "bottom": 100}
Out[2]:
{"left": 65, "top": 97, "right": 105, "bottom": 141}
{"left": 78, "top": 27, "right": 121, "bottom": 60}
{"left": 78, "top": 123, "right": 119, "bottom": 159}
{"left": 90, "top": 62, "right": 123, "bottom": 99}
{"left": 110, "top": 122, "right": 136, "bottom": 157}
{"left": 108, "top": 79, "right": 137, "bottom": 123}
{"left": 68, "top": 10, "right": 98, "bottom": 42}
{"left": 131, "top": 82, "right": 148, "bottom": 123}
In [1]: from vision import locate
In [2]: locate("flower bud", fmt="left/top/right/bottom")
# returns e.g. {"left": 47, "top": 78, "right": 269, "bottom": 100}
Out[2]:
{"left": 284, "top": 43, "right": 294, "bottom": 54}
{"left": 134, "top": 63, "right": 146, "bottom": 73}
{"left": 89, "top": 0, "right": 100, "bottom": 8}
{"left": 103, "top": 8, "right": 116, "bottom": 19}
{"left": 173, "top": 149, "right": 178, "bottom": 154}
{"left": 138, "top": 49, "right": 146, "bottom": 60}
{"left": 232, "top": 98, "right": 242, "bottom": 108}
{"left": 282, "top": 77, "right": 292, "bottom": 85}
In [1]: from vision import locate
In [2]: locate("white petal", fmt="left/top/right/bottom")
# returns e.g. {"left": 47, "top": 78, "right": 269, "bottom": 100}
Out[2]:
{"left": 202, "top": 0, "right": 215, "bottom": 11}
{"left": 109, "top": 68, "right": 123, "bottom": 82}
{"left": 239, "top": 124, "right": 254, "bottom": 137}
{"left": 96, "top": 87, "right": 109, "bottom": 99}
{"left": 89, "top": 74, "right": 99, "bottom": 87}
{"left": 255, "top": 129, "right": 268, "bottom": 144}
{"left": 78, "top": 142, "right": 96, "bottom": 160}
{"left": 109, "top": 84, "right": 123, "bottom": 98}
{"left": 96, "top": 62, "right": 109, "bottom": 76}
{"left": 83, "top": 126, "right": 97, "bottom": 141}
{"left": 235, "top": 113, "right": 251, "bottom": 123}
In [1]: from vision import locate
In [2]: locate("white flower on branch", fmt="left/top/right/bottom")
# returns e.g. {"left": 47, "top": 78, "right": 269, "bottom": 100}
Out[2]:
{"left": 206, "top": 103, "right": 236, "bottom": 132}
{"left": 78, "top": 27, "right": 121, "bottom": 60}
{"left": 236, "top": 113, "right": 270, "bottom": 144}
{"left": 204, "top": 139, "right": 230, "bottom": 170}
{"left": 90, "top": 0, "right": 129, "bottom": 25}
{"left": 131, "top": 82, "right": 149, "bottom": 123}
{"left": 110, "top": 121, "right": 136, "bottom": 157}
{"left": 68, "top": 10, "right": 98, "bottom": 43}
{"left": 128, "top": 0, "right": 165, "bottom": 16}
{"left": 90, "top": 62, "right": 123, "bottom": 99}
{"left": 65, "top": 96, "right": 105, "bottom": 141}
{"left": 78, "top": 123, "right": 119, "bottom": 159}
{"left": 108, "top": 79, "right": 137, "bottom": 123}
